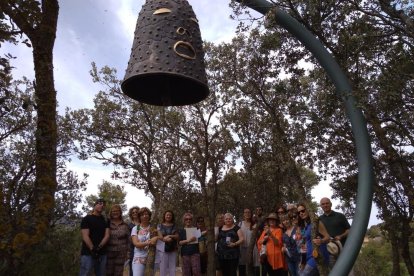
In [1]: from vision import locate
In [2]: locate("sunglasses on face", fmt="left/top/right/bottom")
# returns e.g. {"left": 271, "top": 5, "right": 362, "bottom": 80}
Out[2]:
{"left": 298, "top": 209, "right": 306, "bottom": 214}
{"left": 184, "top": 218, "right": 192, "bottom": 221}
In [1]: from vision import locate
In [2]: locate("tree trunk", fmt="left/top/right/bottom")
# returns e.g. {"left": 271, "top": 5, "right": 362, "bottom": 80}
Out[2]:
{"left": 400, "top": 221, "right": 414, "bottom": 275}
{"left": 206, "top": 190, "right": 217, "bottom": 276}
{"left": 206, "top": 219, "right": 217, "bottom": 276}
{"left": 389, "top": 230, "right": 401, "bottom": 276}
{"left": 30, "top": 25, "right": 58, "bottom": 247}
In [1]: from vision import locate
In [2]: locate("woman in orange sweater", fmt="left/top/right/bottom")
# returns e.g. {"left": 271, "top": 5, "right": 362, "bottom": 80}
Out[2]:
{"left": 257, "top": 213, "right": 288, "bottom": 276}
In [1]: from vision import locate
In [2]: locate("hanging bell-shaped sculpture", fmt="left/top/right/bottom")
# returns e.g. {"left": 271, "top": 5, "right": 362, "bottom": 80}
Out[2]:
{"left": 121, "top": 0, "right": 209, "bottom": 106}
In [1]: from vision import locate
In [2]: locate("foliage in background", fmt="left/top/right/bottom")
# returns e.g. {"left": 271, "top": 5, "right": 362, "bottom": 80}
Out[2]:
{"left": 19, "top": 225, "right": 82, "bottom": 276}
{"left": 354, "top": 224, "right": 413, "bottom": 276}
{"left": 82, "top": 180, "right": 127, "bottom": 215}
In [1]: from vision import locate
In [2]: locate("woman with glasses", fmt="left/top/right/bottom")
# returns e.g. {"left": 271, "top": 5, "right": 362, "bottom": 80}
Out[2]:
{"left": 276, "top": 205, "right": 287, "bottom": 230}
{"left": 288, "top": 207, "right": 299, "bottom": 226}
{"left": 128, "top": 206, "right": 140, "bottom": 276}
{"left": 296, "top": 203, "right": 330, "bottom": 276}
{"left": 216, "top": 212, "right": 244, "bottom": 276}
{"left": 178, "top": 212, "right": 201, "bottom": 276}
{"left": 281, "top": 214, "right": 300, "bottom": 276}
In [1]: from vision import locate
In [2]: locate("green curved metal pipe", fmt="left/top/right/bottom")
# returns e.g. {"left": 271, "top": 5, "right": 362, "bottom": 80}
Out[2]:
{"left": 234, "top": 1, "right": 374, "bottom": 275}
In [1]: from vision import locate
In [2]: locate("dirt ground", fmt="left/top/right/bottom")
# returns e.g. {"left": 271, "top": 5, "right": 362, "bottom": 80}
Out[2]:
{"left": 154, "top": 267, "right": 182, "bottom": 276}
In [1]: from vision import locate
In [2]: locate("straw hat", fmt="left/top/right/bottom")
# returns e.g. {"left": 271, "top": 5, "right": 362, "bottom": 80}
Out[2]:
{"left": 265, "top": 213, "right": 278, "bottom": 220}
{"left": 327, "top": 240, "right": 343, "bottom": 256}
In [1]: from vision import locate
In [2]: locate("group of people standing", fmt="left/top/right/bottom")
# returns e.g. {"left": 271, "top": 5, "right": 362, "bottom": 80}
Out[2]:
{"left": 231, "top": 199, "right": 351, "bottom": 276}
{"left": 79, "top": 197, "right": 351, "bottom": 276}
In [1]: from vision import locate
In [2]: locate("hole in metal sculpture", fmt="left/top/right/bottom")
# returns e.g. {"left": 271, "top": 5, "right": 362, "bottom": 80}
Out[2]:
{"left": 176, "top": 27, "right": 191, "bottom": 37}
{"left": 153, "top": 8, "right": 171, "bottom": 15}
{"left": 173, "top": 41, "right": 196, "bottom": 60}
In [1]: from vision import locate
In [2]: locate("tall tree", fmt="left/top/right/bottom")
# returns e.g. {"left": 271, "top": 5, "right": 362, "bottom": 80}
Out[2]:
{"left": 207, "top": 30, "right": 316, "bottom": 206}
{"left": 176, "top": 86, "right": 236, "bottom": 275}
{"left": 0, "top": 76, "right": 86, "bottom": 273}
{"left": 0, "top": 1, "right": 59, "bottom": 272}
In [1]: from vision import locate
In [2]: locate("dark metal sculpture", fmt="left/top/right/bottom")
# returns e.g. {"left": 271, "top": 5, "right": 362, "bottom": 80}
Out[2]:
{"left": 121, "top": 0, "right": 209, "bottom": 106}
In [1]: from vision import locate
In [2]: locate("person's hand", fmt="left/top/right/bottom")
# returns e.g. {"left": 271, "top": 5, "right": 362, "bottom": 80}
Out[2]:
{"left": 334, "top": 235, "right": 341, "bottom": 241}
{"left": 227, "top": 241, "right": 237, "bottom": 247}
{"left": 188, "top": 236, "right": 196, "bottom": 242}
{"left": 313, "top": 238, "right": 322, "bottom": 246}
{"left": 91, "top": 246, "right": 100, "bottom": 259}
{"left": 149, "top": 237, "right": 158, "bottom": 245}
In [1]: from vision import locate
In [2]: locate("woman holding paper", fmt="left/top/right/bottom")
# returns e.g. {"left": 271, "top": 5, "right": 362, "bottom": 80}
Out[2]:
{"left": 178, "top": 212, "right": 201, "bottom": 276}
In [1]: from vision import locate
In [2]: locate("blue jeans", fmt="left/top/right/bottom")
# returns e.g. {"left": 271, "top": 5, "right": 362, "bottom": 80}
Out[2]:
{"left": 287, "top": 260, "right": 299, "bottom": 276}
{"left": 79, "top": 254, "right": 107, "bottom": 276}
{"left": 299, "top": 264, "right": 319, "bottom": 276}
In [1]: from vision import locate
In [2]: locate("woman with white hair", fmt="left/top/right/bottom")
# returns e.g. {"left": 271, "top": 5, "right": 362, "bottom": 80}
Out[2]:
{"left": 216, "top": 212, "right": 244, "bottom": 276}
